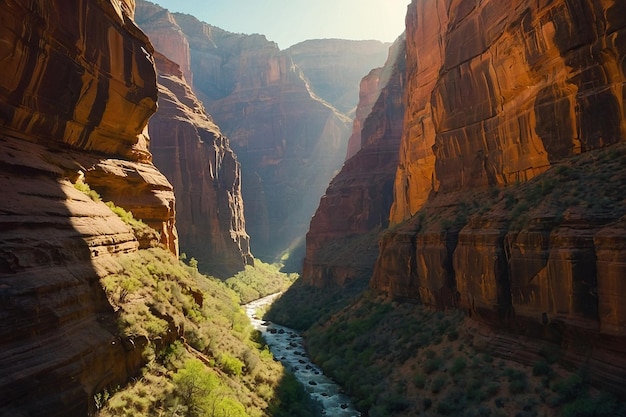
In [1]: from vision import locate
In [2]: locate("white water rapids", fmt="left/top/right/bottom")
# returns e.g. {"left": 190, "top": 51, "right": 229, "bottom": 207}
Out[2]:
{"left": 245, "top": 294, "right": 360, "bottom": 416}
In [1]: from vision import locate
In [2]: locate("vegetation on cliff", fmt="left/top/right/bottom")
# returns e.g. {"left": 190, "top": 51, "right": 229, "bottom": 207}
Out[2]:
{"left": 270, "top": 142, "right": 626, "bottom": 416}
{"left": 94, "top": 244, "right": 315, "bottom": 417}
{"left": 69, "top": 187, "right": 314, "bottom": 416}
{"left": 303, "top": 293, "right": 626, "bottom": 417}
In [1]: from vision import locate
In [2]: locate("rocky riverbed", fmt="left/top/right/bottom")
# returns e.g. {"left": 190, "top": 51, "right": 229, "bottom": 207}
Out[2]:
{"left": 245, "top": 294, "right": 360, "bottom": 416}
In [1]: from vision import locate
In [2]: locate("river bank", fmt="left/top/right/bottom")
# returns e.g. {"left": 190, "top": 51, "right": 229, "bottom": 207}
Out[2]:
{"left": 244, "top": 294, "right": 360, "bottom": 416}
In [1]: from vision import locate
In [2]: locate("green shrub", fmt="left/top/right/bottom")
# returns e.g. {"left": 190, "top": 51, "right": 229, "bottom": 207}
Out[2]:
{"left": 552, "top": 373, "right": 584, "bottom": 403}
{"left": 413, "top": 373, "right": 426, "bottom": 389}
{"left": 431, "top": 375, "right": 447, "bottom": 393}
{"left": 173, "top": 359, "right": 219, "bottom": 417}
{"left": 532, "top": 359, "right": 552, "bottom": 377}
{"left": 449, "top": 357, "right": 467, "bottom": 376}
{"left": 74, "top": 181, "right": 101, "bottom": 201}
{"left": 508, "top": 377, "right": 528, "bottom": 395}
{"left": 218, "top": 353, "right": 244, "bottom": 376}
{"left": 423, "top": 356, "right": 444, "bottom": 374}
{"left": 486, "top": 381, "right": 500, "bottom": 397}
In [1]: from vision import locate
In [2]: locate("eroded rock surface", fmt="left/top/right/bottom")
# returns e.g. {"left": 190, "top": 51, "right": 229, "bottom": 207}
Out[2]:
{"left": 148, "top": 52, "right": 253, "bottom": 278}
{"left": 0, "top": 0, "right": 174, "bottom": 413}
{"left": 148, "top": 9, "right": 352, "bottom": 261}
{"left": 369, "top": 0, "right": 626, "bottom": 393}
{"left": 390, "top": 0, "right": 626, "bottom": 224}
{"left": 302, "top": 37, "right": 406, "bottom": 288}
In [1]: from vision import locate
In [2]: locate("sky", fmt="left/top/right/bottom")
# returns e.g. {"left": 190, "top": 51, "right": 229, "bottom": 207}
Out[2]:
{"left": 152, "top": 0, "right": 410, "bottom": 50}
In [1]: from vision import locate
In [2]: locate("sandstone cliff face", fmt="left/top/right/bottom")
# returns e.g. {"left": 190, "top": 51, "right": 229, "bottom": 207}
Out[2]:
{"left": 370, "top": 0, "right": 626, "bottom": 392}
{"left": 0, "top": 0, "right": 173, "bottom": 413}
{"left": 390, "top": 0, "right": 626, "bottom": 223}
{"left": 164, "top": 13, "right": 353, "bottom": 261}
{"left": 301, "top": 37, "right": 406, "bottom": 288}
{"left": 135, "top": 0, "right": 193, "bottom": 84}
{"left": 286, "top": 39, "right": 391, "bottom": 116}
{"left": 148, "top": 52, "right": 253, "bottom": 278}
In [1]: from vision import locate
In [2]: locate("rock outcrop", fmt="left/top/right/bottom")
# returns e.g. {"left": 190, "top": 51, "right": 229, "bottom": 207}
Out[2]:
{"left": 135, "top": 0, "right": 193, "bottom": 84}
{"left": 302, "top": 36, "right": 406, "bottom": 288}
{"left": 165, "top": 12, "right": 353, "bottom": 261}
{"left": 0, "top": 0, "right": 175, "bottom": 414}
{"left": 148, "top": 52, "right": 253, "bottom": 278}
{"left": 369, "top": 0, "right": 626, "bottom": 392}
{"left": 286, "top": 39, "right": 391, "bottom": 115}
{"left": 390, "top": 0, "right": 626, "bottom": 224}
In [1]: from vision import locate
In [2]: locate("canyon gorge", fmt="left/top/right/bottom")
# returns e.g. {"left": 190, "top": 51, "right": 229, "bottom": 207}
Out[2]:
{"left": 2, "top": 0, "right": 626, "bottom": 415}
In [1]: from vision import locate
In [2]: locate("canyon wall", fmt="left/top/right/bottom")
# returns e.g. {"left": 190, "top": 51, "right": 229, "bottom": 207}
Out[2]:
{"left": 0, "top": 0, "right": 173, "bottom": 413}
{"left": 286, "top": 39, "right": 391, "bottom": 116}
{"left": 369, "top": 0, "right": 626, "bottom": 392}
{"left": 301, "top": 36, "right": 406, "bottom": 288}
{"left": 135, "top": 0, "right": 193, "bottom": 84}
{"left": 149, "top": 52, "right": 253, "bottom": 278}
{"left": 167, "top": 13, "right": 353, "bottom": 262}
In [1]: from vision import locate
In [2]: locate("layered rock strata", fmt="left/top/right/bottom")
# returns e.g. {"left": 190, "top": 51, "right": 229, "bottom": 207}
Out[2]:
{"left": 135, "top": 0, "right": 193, "bottom": 84}
{"left": 370, "top": 0, "right": 626, "bottom": 392}
{"left": 390, "top": 0, "right": 626, "bottom": 223}
{"left": 0, "top": 0, "right": 175, "bottom": 413}
{"left": 302, "top": 36, "right": 406, "bottom": 288}
{"left": 166, "top": 12, "right": 352, "bottom": 261}
{"left": 148, "top": 52, "right": 253, "bottom": 278}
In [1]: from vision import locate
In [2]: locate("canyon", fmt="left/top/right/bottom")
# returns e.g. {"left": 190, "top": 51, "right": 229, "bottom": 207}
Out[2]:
{"left": 298, "top": 0, "right": 626, "bottom": 397}
{"left": 2, "top": 0, "right": 626, "bottom": 415}
{"left": 135, "top": 1, "right": 390, "bottom": 263}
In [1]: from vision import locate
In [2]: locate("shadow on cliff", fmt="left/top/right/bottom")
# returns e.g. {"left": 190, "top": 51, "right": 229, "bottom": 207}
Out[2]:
{"left": 0, "top": 137, "right": 135, "bottom": 416}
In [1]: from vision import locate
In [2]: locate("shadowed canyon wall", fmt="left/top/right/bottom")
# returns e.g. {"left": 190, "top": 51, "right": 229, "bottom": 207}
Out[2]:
{"left": 0, "top": 0, "right": 175, "bottom": 414}
{"left": 301, "top": 36, "right": 406, "bottom": 288}
{"left": 367, "top": 0, "right": 626, "bottom": 392}
{"left": 149, "top": 52, "right": 253, "bottom": 278}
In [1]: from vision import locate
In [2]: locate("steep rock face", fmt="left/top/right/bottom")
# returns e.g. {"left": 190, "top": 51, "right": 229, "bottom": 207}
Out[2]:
{"left": 286, "top": 39, "right": 391, "bottom": 115}
{"left": 0, "top": 0, "right": 172, "bottom": 414}
{"left": 345, "top": 67, "right": 383, "bottom": 160}
{"left": 302, "top": 37, "right": 406, "bottom": 288}
{"left": 135, "top": 0, "right": 193, "bottom": 84}
{"left": 166, "top": 13, "right": 352, "bottom": 261}
{"left": 390, "top": 0, "right": 626, "bottom": 223}
{"left": 371, "top": 0, "right": 626, "bottom": 392}
{"left": 148, "top": 52, "right": 253, "bottom": 278}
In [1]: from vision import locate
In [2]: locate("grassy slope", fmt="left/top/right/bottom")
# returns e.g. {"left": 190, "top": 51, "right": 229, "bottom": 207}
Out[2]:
{"left": 72, "top": 185, "right": 319, "bottom": 417}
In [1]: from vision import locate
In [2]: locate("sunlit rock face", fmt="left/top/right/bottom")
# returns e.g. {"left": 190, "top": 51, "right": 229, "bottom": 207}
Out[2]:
{"left": 370, "top": 0, "right": 626, "bottom": 392}
{"left": 135, "top": 0, "right": 193, "bottom": 84}
{"left": 286, "top": 39, "right": 391, "bottom": 116}
{"left": 301, "top": 37, "right": 406, "bottom": 288}
{"left": 390, "top": 0, "right": 626, "bottom": 224}
{"left": 162, "top": 13, "right": 352, "bottom": 262}
{"left": 148, "top": 52, "right": 253, "bottom": 278}
{"left": 0, "top": 0, "right": 172, "bottom": 414}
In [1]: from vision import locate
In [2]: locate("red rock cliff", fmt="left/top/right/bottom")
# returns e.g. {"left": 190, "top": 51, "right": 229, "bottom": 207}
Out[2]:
{"left": 390, "top": 0, "right": 626, "bottom": 223}
{"left": 135, "top": 0, "right": 193, "bottom": 84}
{"left": 0, "top": 0, "right": 175, "bottom": 413}
{"left": 149, "top": 52, "right": 253, "bottom": 278}
{"left": 301, "top": 36, "right": 406, "bottom": 288}
{"left": 163, "top": 13, "right": 353, "bottom": 262}
{"left": 370, "top": 0, "right": 626, "bottom": 392}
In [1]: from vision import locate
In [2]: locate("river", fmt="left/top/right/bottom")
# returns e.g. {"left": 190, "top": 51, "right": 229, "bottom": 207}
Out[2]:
{"left": 245, "top": 294, "right": 360, "bottom": 416}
